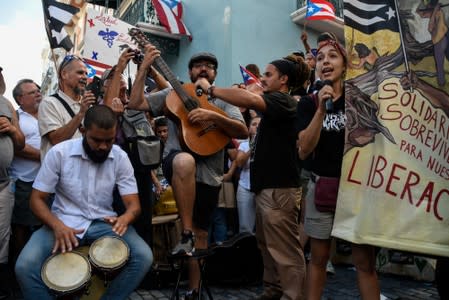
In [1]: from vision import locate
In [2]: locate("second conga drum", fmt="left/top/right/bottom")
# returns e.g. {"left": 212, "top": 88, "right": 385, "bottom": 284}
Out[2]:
{"left": 88, "top": 236, "right": 129, "bottom": 281}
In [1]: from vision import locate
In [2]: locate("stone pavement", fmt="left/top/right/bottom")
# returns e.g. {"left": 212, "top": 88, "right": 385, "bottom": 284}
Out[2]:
{"left": 7, "top": 263, "right": 439, "bottom": 299}
{"left": 123, "top": 263, "right": 439, "bottom": 300}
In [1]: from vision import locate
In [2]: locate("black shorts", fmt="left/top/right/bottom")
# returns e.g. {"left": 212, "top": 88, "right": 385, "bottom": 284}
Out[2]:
{"left": 162, "top": 150, "right": 221, "bottom": 230}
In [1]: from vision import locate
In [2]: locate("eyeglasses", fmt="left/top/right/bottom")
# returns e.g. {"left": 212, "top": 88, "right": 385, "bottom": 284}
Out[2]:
{"left": 192, "top": 62, "right": 216, "bottom": 70}
{"left": 59, "top": 55, "right": 85, "bottom": 74}
{"left": 22, "top": 89, "right": 41, "bottom": 97}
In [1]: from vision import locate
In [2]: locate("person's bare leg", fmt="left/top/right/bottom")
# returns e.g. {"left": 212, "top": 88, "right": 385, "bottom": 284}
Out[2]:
{"left": 306, "top": 238, "right": 331, "bottom": 300}
{"left": 171, "top": 153, "right": 196, "bottom": 232}
{"left": 352, "top": 244, "right": 380, "bottom": 300}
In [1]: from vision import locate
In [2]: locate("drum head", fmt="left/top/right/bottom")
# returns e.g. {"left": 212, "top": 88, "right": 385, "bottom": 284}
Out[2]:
{"left": 89, "top": 236, "right": 129, "bottom": 270}
{"left": 41, "top": 251, "right": 91, "bottom": 293}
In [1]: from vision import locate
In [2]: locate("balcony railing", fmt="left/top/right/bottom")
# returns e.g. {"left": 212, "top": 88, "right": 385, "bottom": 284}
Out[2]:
{"left": 297, "top": 0, "right": 343, "bottom": 19}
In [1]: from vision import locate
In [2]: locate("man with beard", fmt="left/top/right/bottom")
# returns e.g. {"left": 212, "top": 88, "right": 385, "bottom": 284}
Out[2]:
{"left": 15, "top": 105, "right": 152, "bottom": 299}
{"left": 128, "top": 47, "right": 248, "bottom": 299}
{"left": 38, "top": 55, "right": 97, "bottom": 160}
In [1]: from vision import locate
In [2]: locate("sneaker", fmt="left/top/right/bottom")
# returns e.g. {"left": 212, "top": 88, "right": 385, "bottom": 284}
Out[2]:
{"left": 304, "top": 251, "right": 311, "bottom": 262}
{"left": 326, "top": 260, "right": 336, "bottom": 275}
{"left": 171, "top": 231, "right": 195, "bottom": 256}
{"left": 183, "top": 289, "right": 199, "bottom": 300}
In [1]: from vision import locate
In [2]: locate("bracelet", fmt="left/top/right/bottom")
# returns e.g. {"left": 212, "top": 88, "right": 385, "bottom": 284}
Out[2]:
{"left": 207, "top": 85, "right": 216, "bottom": 97}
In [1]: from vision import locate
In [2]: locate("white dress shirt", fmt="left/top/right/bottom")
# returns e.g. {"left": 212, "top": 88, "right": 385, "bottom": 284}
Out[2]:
{"left": 33, "top": 138, "right": 138, "bottom": 238}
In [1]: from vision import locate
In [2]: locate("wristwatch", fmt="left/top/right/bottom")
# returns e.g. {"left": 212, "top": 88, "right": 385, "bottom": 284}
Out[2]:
{"left": 207, "top": 85, "right": 215, "bottom": 97}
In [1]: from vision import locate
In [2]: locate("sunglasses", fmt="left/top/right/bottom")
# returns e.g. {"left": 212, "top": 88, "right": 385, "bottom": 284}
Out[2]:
{"left": 59, "top": 55, "right": 85, "bottom": 75}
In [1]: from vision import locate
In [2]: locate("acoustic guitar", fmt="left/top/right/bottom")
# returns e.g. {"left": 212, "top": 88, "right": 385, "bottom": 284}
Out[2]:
{"left": 129, "top": 28, "right": 230, "bottom": 156}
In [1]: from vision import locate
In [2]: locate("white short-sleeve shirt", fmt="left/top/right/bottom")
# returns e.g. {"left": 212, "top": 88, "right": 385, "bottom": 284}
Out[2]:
{"left": 33, "top": 138, "right": 138, "bottom": 238}
{"left": 38, "top": 91, "right": 82, "bottom": 160}
{"left": 9, "top": 108, "right": 41, "bottom": 182}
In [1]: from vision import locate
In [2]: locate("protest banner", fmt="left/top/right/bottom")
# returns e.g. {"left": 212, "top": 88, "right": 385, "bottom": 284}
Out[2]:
{"left": 333, "top": 0, "right": 449, "bottom": 257}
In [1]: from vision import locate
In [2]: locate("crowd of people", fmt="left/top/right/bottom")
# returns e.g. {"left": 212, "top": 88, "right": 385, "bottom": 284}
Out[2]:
{"left": 0, "top": 27, "right": 446, "bottom": 300}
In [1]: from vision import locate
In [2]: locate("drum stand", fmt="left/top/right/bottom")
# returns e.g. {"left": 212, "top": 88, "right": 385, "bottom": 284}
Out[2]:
{"left": 168, "top": 248, "right": 215, "bottom": 300}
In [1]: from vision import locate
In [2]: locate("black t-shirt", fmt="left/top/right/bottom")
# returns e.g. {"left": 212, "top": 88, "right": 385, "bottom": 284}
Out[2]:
{"left": 250, "top": 91, "right": 300, "bottom": 193}
{"left": 296, "top": 94, "right": 345, "bottom": 177}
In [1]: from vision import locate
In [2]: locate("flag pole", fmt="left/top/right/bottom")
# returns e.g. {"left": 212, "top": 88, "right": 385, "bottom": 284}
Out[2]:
{"left": 393, "top": 0, "right": 413, "bottom": 92}
{"left": 42, "top": 0, "right": 59, "bottom": 90}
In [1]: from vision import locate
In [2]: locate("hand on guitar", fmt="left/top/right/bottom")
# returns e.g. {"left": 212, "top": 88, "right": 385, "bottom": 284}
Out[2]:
{"left": 188, "top": 107, "right": 220, "bottom": 125}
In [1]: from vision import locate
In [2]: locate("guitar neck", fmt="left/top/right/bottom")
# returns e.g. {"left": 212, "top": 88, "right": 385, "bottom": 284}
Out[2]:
{"left": 153, "top": 56, "right": 189, "bottom": 101}
{"left": 129, "top": 28, "right": 197, "bottom": 110}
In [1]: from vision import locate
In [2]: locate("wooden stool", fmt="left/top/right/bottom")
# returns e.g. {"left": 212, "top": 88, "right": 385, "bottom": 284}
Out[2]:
{"left": 151, "top": 214, "right": 181, "bottom": 288}
{"left": 152, "top": 214, "right": 181, "bottom": 269}
{"left": 168, "top": 248, "right": 215, "bottom": 300}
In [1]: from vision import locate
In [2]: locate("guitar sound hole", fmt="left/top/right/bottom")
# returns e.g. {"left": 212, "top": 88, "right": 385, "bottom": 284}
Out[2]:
{"left": 198, "top": 123, "right": 218, "bottom": 136}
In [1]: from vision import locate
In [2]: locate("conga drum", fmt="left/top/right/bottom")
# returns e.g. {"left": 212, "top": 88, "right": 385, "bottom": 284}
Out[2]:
{"left": 88, "top": 236, "right": 129, "bottom": 281}
{"left": 41, "top": 251, "right": 91, "bottom": 298}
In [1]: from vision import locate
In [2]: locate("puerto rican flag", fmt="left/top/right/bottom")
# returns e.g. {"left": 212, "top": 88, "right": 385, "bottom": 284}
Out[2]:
{"left": 83, "top": 58, "right": 111, "bottom": 78}
{"left": 152, "top": 0, "right": 192, "bottom": 39}
{"left": 239, "top": 65, "right": 262, "bottom": 87}
{"left": 306, "top": 0, "right": 336, "bottom": 20}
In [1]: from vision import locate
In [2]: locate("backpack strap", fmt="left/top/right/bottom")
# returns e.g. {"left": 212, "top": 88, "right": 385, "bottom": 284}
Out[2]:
{"left": 52, "top": 93, "right": 76, "bottom": 118}
{"left": 52, "top": 93, "right": 82, "bottom": 129}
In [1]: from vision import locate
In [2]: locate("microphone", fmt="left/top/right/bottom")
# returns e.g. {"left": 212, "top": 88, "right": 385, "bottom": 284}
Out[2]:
{"left": 321, "top": 80, "right": 334, "bottom": 113}
{"left": 196, "top": 87, "right": 203, "bottom": 97}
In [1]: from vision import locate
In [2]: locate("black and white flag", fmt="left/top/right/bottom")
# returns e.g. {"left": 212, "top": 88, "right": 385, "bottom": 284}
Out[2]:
{"left": 344, "top": 0, "right": 400, "bottom": 34}
{"left": 42, "top": 0, "right": 80, "bottom": 51}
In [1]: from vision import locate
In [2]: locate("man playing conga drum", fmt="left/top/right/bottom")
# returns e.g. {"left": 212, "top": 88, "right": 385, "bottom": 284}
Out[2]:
{"left": 15, "top": 105, "right": 152, "bottom": 299}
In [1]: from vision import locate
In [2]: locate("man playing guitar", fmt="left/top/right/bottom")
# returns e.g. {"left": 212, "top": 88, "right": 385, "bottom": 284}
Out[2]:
{"left": 127, "top": 44, "right": 248, "bottom": 299}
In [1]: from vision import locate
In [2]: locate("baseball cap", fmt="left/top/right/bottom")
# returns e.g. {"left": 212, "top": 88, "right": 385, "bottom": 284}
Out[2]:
{"left": 188, "top": 52, "right": 218, "bottom": 69}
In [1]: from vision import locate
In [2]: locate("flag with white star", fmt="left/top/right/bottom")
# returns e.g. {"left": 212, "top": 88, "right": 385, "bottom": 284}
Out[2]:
{"left": 41, "top": 0, "right": 80, "bottom": 51}
{"left": 239, "top": 64, "right": 262, "bottom": 87}
{"left": 344, "top": 0, "right": 399, "bottom": 34}
{"left": 306, "top": 0, "right": 336, "bottom": 21}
